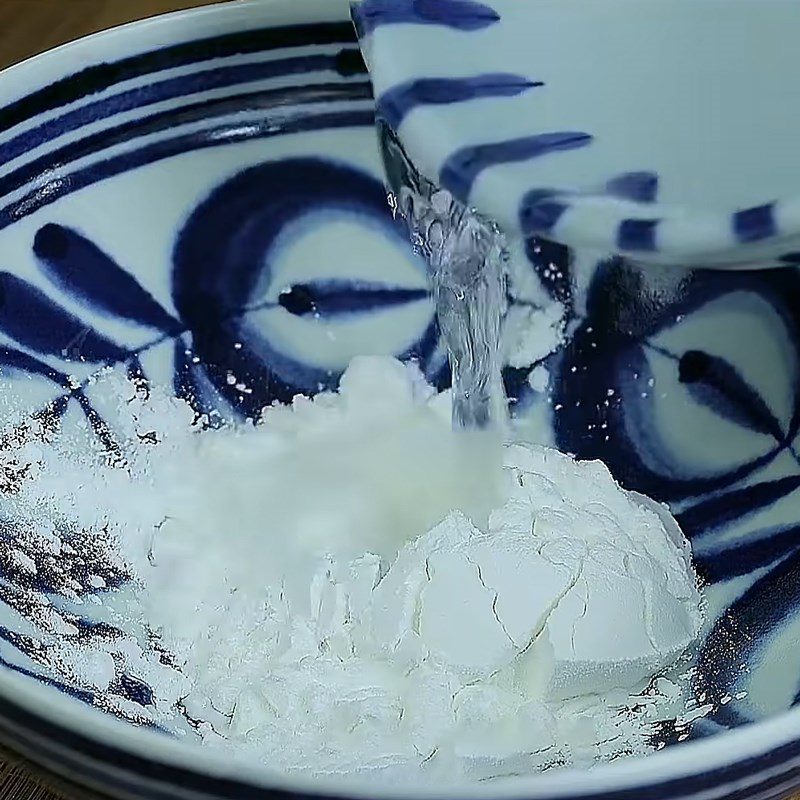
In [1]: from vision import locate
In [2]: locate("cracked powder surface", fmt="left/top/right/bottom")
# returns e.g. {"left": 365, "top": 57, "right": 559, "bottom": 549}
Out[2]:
{"left": 0, "top": 356, "right": 705, "bottom": 786}
{"left": 120, "top": 356, "right": 704, "bottom": 784}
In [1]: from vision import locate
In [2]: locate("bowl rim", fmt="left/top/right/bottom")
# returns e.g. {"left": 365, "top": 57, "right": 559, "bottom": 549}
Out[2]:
{"left": 1, "top": 0, "right": 799, "bottom": 797}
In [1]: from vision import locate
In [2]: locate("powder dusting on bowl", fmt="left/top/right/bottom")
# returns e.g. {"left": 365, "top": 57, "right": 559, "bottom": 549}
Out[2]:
{"left": 0, "top": 357, "right": 708, "bottom": 785}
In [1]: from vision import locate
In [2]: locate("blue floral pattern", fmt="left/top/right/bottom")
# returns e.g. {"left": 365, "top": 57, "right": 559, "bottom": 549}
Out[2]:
{"left": 3, "top": 160, "right": 800, "bottom": 739}
{"left": 1, "top": 8, "right": 800, "bottom": 797}
{"left": 546, "top": 256, "right": 800, "bottom": 730}
{"left": 171, "top": 157, "right": 441, "bottom": 418}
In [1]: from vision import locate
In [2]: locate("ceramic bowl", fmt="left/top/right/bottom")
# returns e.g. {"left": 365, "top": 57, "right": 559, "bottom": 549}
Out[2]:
{"left": 1, "top": 1, "right": 800, "bottom": 799}
{"left": 353, "top": 0, "right": 800, "bottom": 268}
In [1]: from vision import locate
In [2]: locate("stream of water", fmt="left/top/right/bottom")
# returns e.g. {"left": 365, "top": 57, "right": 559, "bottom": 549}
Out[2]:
{"left": 379, "top": 123, "right": 509, "bottom": 430}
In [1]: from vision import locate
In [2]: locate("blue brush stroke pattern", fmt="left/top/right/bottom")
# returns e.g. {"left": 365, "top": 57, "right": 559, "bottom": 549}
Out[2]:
{"left": 519, "top": 188, "right": 570, "bottom": 235}
{"left": 552, "top": 259, "right": 800, "bottom": 502}
{"left": 441, "top": 131, "right": 592, "bottom": 203}
{"left": 0, "top": 52, "right": 365, "bottom": 167}
{"left": 352, "top": 0, "right": 500, "bottom": 37}
{"left": 0, "top": 344, "right": 125, "bottom": 460}
{"left": 377, "top": 74, "right": 540, "bottom": 129}
{"left": 696, "top": 525, "right": 800, "bottom": 583}
{"left": 0, "top": 273, "right": 128, "bottom": 363}
{"left": 278, "top": 280, "right": 427, "bottom": 318}
{"left": 69, "top": 618, "right": 126, "bottom": 641}
{"left": 398, "top": 316, "right": 449, "bottom": 388}
{"left": 0, "top": 345, "right": 71, "bottom": 387}
{"left": 678, "top": 350, "right": 786, "bottom": 442}
{"left": 0, "top": 109, "right": 375, "bottom": 233}
{"left": 34, "top": 224, "right": 181, "bottom": 333}
{"left": 0, "top": 650, "right": 95, "bottom": 706}
{"left": 695, "top": 548, "right": 800, "bottom": 726}
{"left": 172, "top": 338, "right": 228, "bottom": 427}
{"left": 618, "top": 218, "right": 659, "bottom": 252}
{"left": 113, "top": 674, "right": 155, "bottom": 708}
{"left": 0, "top": 82, "right": 372, "bottom": 201}
{"left": 524, "top": 236, "right": 573, "bottom": 307}
{"left": 734, "top": 203, "right": 778, "bottom": 243}
{"left": 605, "top": 171, "right": 659, "bottom": 203}
{"left": 0, "top": 22, "right": 357, "bottom": 132}
{"left": 172, "top": 157, "right": 438, "bottom": 409}
{"left": 521, "top": 172, "right": 659, "bottom": 241}
{"left": 72, "top": 390, "right": 124, "bottom": 458}
{"left": 678, "top": 476, "right": 800, "bottom": 538}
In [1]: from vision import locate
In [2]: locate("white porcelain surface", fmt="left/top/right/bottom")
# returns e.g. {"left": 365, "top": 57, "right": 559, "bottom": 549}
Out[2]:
{"left": 354, "top": 0, "right": 800, "bottom": 267}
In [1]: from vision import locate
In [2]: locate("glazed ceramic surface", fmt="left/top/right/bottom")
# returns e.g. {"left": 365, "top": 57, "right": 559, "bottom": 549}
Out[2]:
{"left": 1, "top": 1, "right": 800, "bottom": 799}
{"left": 353, "top": 0, "right": 800, "bottom": 267}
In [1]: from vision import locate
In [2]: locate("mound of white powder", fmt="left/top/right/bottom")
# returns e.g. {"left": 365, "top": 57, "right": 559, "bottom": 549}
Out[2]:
{"left": 0, "top": 356, "right": 705, "bottom": 785}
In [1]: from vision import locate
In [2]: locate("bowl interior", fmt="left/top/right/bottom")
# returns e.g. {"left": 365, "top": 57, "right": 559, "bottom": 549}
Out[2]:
{"left": 1, "top": 0, "right": 800, "bottom": 794}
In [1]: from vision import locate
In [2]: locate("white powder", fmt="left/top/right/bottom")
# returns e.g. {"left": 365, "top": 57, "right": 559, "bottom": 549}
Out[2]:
{"left": 528, "top": 365, "right": 550, "bottom": 393}
{"left": 503, "top": 302, "right": 566, "bottom": 369}
{"left": 502, "top": 242, "right": 568, "bottom": 372}
{"left": 0, "top": 357, "right": 705, "bottom": 786}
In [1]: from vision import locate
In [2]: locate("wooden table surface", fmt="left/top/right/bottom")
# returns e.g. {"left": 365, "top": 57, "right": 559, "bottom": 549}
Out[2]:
{"left": 0, "top": 0, "right": 226, "bottom": 72}
{"left": 0, "top": 0, "right": 234, "bottom": 795}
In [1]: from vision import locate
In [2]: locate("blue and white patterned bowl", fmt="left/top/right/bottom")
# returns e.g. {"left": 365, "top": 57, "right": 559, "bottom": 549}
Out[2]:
{"left": 1, "top": 1, "right": 800, "bottom": 798}
{"left": 353, "top": 0, "right": 800, "bottom": 269}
